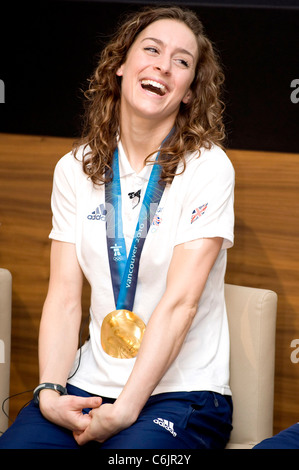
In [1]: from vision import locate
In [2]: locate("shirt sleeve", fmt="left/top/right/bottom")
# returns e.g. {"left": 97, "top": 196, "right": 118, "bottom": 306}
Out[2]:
{"left": 49, "top": 153, "right": 77, "bottom": 243}
{"left": 174, "top": 147, "right": 235, "bottom": 250}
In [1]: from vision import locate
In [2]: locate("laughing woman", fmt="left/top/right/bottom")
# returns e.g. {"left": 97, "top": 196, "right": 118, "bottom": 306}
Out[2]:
{"left": 0, "top": 5, "right": 234, "bottom": 449}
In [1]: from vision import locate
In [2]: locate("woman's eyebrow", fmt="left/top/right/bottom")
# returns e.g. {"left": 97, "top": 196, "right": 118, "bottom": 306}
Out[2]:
{"left": 141, "top": 37, "right": 195, "bottom": 61}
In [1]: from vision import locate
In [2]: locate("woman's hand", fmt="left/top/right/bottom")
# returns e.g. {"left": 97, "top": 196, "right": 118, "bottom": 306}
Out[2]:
{"left": 73, "top": 402, "right": 135, "bottom": 445}
{"left": 39, "top": 389, "right": 103, "bottom": 433}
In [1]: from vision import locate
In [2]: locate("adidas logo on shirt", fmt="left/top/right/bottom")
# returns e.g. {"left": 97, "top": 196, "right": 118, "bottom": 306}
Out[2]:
{"left": 87, "top": 204, "right": 107, "bottom": 221}
{"left": 153, "top": 418, "right": 177, "bottom": 437}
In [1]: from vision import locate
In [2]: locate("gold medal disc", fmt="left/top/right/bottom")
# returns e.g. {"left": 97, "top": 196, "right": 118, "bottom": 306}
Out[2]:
{"left": 101, "top": 309, "right": 146, "bottom": 359}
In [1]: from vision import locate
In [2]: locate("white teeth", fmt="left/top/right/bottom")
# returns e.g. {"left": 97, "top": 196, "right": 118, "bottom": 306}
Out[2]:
{"left": 141, "top": 79, "right": 166, "bottom": 94}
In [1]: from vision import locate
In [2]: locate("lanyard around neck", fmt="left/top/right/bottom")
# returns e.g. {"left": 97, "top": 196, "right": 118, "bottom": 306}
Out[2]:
{"left": 105, "top": 147, "right": 165, "bottom": 311}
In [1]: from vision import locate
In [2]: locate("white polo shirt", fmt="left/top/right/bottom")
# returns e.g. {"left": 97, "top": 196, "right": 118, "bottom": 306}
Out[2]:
{"left": 49, "top": 141, "right": 235, "bottom": 398}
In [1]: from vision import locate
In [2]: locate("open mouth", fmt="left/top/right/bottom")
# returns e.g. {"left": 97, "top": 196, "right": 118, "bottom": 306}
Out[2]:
{"left": 141, "top": 79, "right": 167, "bottom": 96}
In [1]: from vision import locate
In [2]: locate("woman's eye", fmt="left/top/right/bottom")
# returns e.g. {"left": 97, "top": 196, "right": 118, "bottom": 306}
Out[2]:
{"left": 144, "top": 47, "right": 159, "bottom": 54}
{"left": 177, "top": 59, "right": 189, "bottom": 68}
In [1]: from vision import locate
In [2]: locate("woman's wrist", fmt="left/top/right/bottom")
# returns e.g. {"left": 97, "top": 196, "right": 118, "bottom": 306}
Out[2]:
{"left": 38, "top": 389, "right": 62, "bottom": 415}
{"left": 112, "top": 394, "right": 142, "bottom": 428}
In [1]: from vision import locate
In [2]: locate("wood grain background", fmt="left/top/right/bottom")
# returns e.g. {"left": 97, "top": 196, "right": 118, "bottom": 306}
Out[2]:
{"left": 0, "top": 133, "right": 298, "bottom": 434}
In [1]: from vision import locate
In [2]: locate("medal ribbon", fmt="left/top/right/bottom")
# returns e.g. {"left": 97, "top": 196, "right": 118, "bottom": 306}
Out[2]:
{"left": 105, "top": 147, "right": 165, "bottom": 312}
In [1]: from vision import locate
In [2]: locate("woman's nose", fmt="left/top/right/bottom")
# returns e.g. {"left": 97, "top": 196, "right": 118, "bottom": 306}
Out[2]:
{"left": 153, "top": 57, "right": 171, "bottom": 75}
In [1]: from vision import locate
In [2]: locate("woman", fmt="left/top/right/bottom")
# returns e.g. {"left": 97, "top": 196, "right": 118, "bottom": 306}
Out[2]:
{"left": 0, "top": 5, "right": 234, "bottom": 449}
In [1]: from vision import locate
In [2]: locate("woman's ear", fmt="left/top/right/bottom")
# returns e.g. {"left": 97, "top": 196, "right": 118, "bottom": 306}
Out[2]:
{"left": 116, "top": 64, "right": 124, "bottom": 77}
{"left": 182, "top": 89, "right": 192, "bottom": 104}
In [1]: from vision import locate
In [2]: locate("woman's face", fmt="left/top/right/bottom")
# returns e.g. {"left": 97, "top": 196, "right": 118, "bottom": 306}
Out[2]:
{"left": 117, "top": 19, "right": 198, "bottom": 126}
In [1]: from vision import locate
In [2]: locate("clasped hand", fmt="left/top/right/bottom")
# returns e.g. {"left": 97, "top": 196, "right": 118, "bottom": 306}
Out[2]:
{"left": 39, "top": 391, "right": 131, "bottom": 446}
{"left": 73, "top": 402, "right": 131, "bottom": 445}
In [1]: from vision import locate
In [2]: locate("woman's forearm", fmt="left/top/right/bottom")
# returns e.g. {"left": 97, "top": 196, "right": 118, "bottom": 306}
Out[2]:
{"left": 38, "top": 297, "right": 82, "bottom": 386}
{"left": 38, "top": 240, "right": 84, "bottom": 386}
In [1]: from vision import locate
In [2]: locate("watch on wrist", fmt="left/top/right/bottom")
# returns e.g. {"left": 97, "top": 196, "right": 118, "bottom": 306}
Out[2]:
{"left": 33, "top": 382, "right": 68, "bottom": 405}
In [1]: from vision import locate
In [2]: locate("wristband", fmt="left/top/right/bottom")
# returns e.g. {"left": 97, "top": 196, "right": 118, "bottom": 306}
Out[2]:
{"left": 33, "top": 382, "right": 67, "bottom": 405}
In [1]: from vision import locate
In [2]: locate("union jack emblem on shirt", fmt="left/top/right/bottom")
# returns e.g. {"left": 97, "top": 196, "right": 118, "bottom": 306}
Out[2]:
{"left": 191, "top": 203, "right": 208, "bottom": 224}
{"left": 153, "top": 214, "right": 162, "bottom": 226}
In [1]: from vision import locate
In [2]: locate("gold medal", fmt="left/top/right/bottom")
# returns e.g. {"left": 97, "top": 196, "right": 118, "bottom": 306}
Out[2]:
{"left": 101, "top": 309, "right": 146, "bottom": 359}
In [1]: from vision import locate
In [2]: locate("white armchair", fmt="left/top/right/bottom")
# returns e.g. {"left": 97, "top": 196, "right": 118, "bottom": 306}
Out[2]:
{"left": 224, "top": 284, "right": 277, "bottom": 449}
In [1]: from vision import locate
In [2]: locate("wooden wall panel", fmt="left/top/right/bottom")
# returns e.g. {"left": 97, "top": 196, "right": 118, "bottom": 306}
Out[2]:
{"left": 0, "top": 134, "right": 298, "bottom": 437}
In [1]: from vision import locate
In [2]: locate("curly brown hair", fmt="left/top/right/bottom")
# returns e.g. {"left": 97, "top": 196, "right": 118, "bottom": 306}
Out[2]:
{"left": 74, "top": 5, "right": 226, "bottom": 185}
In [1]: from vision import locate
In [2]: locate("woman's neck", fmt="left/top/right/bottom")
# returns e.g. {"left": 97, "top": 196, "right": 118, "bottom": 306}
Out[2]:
{"left": 119, "top": 114, "right": 174, "bottom": 173}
